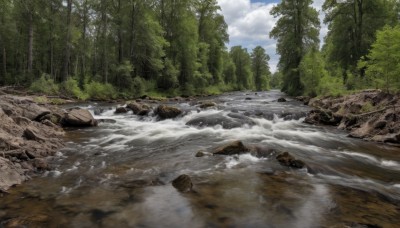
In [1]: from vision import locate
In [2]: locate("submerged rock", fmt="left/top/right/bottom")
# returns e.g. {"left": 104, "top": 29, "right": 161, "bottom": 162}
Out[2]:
{"left": 277, "top": 98, "right": 287, "bottom": 102}
{"left": 276, "top": 152, "right": 305, "bottom": 169}
{"left": 62, "top": 108, "right": 97, "bottom": 127}
{"left": 0, "top": 157, "right": 25, "bottom": 191}
{"left": 155, "top": 105, "right": 182, "bottom": 119}
{"left": 172, "top": 174, "right": 193, "bottom": 192}
{"left": 195, "top": 150, "right": 213, "bottom": 157}
{"left": 115, "top": 107, "right": 128, "bottom": 114}
{"left": 213, "top": 141, "right": 250, "bottom": 156}
{"left": 187, "top": 113, "right": 255, "bottom": 129}
{"left": 199, "top": 101, "right": 217, "bottom": 109}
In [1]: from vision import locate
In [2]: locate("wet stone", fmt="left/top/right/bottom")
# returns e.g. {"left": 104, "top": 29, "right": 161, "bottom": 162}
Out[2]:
{"left": 172, "top": 174, "right": 193, "bottom": 193}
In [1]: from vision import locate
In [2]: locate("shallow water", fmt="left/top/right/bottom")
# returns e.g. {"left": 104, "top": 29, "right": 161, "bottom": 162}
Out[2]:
{"left": 1, "top": 91, "right": 400, "bottom": 228}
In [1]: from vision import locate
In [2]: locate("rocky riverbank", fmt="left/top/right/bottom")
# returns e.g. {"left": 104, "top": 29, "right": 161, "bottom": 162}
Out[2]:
{"left": 0, "top": 95, "right": 97, "bottom": 192}
{"left": 304, "top": 90, "right": 400, "bottom": 144}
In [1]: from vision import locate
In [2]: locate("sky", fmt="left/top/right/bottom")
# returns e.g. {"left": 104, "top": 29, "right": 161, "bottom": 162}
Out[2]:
{"left": 217, "top": 0, "right": 327, "bottom": 72}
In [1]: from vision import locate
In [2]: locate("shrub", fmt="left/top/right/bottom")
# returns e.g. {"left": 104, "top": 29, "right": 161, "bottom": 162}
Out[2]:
{"left": 132, "top": 77, "right": 146, "bottom": 97}
{"left": 29, "top": 74, "right": 59, "bottom": 95}
{"left": 85, "top": 81, "right": 117, "bottom": 100}
{"left": 63, "top": 78, "right": 88, "bottom": 100}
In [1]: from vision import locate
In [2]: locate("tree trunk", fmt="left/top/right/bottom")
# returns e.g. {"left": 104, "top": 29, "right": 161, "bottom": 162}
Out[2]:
{"left": 80, "top": 0, "right": 88, "bottom": 88}
{"left": 27, "top": 11, "right": 34, "bottom": 77}
{"left": 117, "top": 0, "right": 123, "bottom": 64}
{"left": 61, "top": 0, "right": 72, "bottom": 82}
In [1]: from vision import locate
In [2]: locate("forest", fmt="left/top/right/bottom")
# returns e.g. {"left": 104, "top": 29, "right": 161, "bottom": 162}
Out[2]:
{"left": 0, "top": 0, "right": 399, "bottom": 99}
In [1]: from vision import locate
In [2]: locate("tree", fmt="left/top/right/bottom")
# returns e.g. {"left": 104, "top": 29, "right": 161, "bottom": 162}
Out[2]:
{"left": 270, "top": 0, "right": 320, "bottom": 96}
{"left": 251, "top": 46, "right": 271, "bottom": 91}
{"left": 299, "top": 48, "right": 328, "bottom": 97}
{"left": 195, "top": 0, "right": 228, "bottom": 84}
{"left": 358, "top": 25, "right": 400, "bottom": 93}
{"left": 322, "top": 0, "right": 398, "bottom": 77}
{"left": 230, "top": 46, "right": 253, "bottom": 90}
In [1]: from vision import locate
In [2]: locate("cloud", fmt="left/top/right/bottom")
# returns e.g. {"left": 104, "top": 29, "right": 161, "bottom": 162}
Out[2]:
{"left": 218, "top": 0, "right": 328, "bottom": 73}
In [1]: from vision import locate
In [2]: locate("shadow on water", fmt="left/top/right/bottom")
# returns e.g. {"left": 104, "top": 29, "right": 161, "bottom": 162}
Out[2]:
{"left": 1, "top": 91, "right": 400, "bottom": 227}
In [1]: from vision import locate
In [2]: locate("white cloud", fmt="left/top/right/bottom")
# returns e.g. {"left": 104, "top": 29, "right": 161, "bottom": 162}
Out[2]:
{"left": 218, "top": 0, "right": 328, "bottom": 73}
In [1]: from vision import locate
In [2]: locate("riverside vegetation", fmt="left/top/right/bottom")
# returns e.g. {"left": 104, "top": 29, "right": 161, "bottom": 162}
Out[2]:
{"left": 0, "top": 0, "right": 399, "bottom": 99}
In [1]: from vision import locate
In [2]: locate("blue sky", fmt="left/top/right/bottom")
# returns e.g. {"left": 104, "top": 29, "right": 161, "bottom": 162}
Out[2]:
{"left": 217, "top": 0, "right": 327, "bottom": 72}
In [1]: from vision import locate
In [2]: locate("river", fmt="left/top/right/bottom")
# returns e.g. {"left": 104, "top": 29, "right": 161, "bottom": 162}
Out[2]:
{"left": 1, "top": 91, "right": 400, "bottom": 228}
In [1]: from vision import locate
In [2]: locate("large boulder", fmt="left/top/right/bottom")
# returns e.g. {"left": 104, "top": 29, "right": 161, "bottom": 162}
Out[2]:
{"left": 155, "top": 105, "right": 182, "bottom": 119}
{"left": 62, "top": 108, "right": 97, "bottom": 127}
{"left": 115, "top": 107, "right": 128, "bottom": 114}
{"left": 213, "top": 141, "right": 250, "bottom": 155}
{"left": 276, "top": 152, "right": 305, "bottom": 169}
{"left": 126, "top": 102, "right": 151, "bottom": 116}
{"left": 172, "top": 174, "right": 193, "bottom": 192}
{"left": 20, "top": 103, "right": 51, "bottom": 121}
{"left": 0, "top": 157, "right": 25, "bottom": 191}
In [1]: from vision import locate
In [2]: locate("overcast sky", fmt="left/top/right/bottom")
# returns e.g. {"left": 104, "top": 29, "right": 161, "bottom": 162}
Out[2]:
{"left": 217, "top": 0, "right": 327, "bottom": 72}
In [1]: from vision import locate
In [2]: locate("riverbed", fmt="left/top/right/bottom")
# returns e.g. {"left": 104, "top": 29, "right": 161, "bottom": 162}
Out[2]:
{"left": 1, "top": 91, "right": 400, "bottom": 227}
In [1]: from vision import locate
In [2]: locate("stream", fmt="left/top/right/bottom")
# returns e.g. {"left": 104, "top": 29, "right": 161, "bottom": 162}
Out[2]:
{"left": 1, "top": 90, "right": 400, "bottom": 228}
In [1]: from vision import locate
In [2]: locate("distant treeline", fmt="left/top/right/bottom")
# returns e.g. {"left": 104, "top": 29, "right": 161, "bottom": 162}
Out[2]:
{"left": 0, "top": 0, "right": 272, "bottom": 99}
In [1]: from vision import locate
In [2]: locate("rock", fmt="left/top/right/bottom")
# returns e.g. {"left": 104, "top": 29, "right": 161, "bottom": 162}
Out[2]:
{"left": 62, "top": 108, "right": 97, "bottom": 127}
{"left": 115, "top": 107, "right": 128, "bottom": 114}
{"left": 94, "top": 108, "right": 104, "bottom": 115}
{"left": 296, "top": 96, "right": 311, "bottom": 105}
{"left": 187, "top": 113, "right": 255, "bottom": 129}
{"left": 126, "top": 102, "right": 151, "bottom": 116}
{"left": 172, "top": 174, "right": 193, "bottom": 192}
{"left": 276, "top": 152, "right": 305, "bottom": 169}
{"left": 0, "top": 157, "right": 25, "bottom": 191}
{"left": 195, "top": 151, "right": 212, "bottom": 157}
{"left": 213, "top": 141, "right": 250, "bottom": 155}
{"left": 245, "top": 97, "right": 252, "bottom": 100}
{"left": 32, "top": 158, "right": 49, "bottom": 171}
{"left": 305, "top": 109, "right": 342, "bottom": 126}
{"left": 277, "top": 98, "right": 287, "bottom": 102}
{"left": 20, "top": 103, "right": 51, "bottom": 121}
{"left": 126, "top": 102, "right": 142, "bottom": 114}
{"left": 374, "top": 121, "right": 386, "bottom": 129}
{"left": 97, "top": 119, "right": 117, "bottom": 124}
{"left": 23, "top": 127, "right": 45, "bottom": 142}
{"left": 199, "top": 101, "right": 217, "bottom": 109}
{"left": 155, "top": 105, "right": 182, "bottom": 119}
{"left": 2, "top": 214, "right": 49, "bottom": 227}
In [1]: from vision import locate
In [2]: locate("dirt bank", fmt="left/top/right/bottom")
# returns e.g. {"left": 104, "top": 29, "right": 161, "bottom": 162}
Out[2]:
{"left": 304, "top": 90, "right": 400, "bottom": 144}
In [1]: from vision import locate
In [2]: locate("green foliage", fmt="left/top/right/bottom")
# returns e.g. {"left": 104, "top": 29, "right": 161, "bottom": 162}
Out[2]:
{"left": 132, "top": 77, "right": 146, "bottom": 97}
{"left": 29, "top": 74, "right": 59, "bottom": 95}
{"left": 230, "top": 46, "right": 253, "bottom": 90}
{"left": 322, "top": 0, "right": 397, "bottom": 72}
{"left": 251, "top": 46, "right": 271, "bottom": 91}
{"left": 63, "top": 78, "right": 88, "bottom": 100}
{"left": 299, "top": 49, "right": 327, "bottom": 97}
{"left": 358, "top": 25, "right": 400, "bottom": 93}
{"left": 113, "top": 61, "right": 134, "bottom": 91}
{"left": 270, "top": 0, "right": 320, "bottom": 96}
{"left": 84, "top": 81, "right": 117, "bottom": 100}
{"left": 157, "top": 59, "right": 179, "bottom": 90}
{"left": 360, "top": 101, "right": 374, "bottom": 113}
{"left": 270, "top": 72, "right": 283, "bottom": 89}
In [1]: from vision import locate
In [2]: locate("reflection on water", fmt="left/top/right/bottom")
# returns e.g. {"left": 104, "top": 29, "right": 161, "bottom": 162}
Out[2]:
{"left": 1, "top": 91, "right": 400, "bottom": 227}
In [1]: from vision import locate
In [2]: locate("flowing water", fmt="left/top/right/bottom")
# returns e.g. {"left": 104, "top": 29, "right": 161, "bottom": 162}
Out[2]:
{"left": 1, "top": 91, "right": 400, "bottom": 228}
